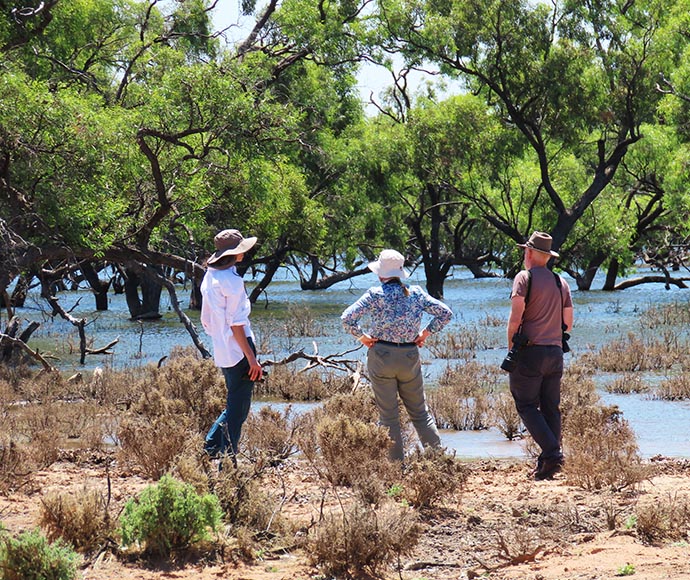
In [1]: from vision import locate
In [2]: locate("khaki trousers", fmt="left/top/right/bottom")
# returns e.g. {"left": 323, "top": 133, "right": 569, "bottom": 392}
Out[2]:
{"left": 367, "top": 342, "right": 441, "bottom": 461}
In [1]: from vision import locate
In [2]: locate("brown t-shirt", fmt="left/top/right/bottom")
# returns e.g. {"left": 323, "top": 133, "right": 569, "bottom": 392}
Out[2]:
{"left": 511, "top": 267, "right": 573, "bottom": 347}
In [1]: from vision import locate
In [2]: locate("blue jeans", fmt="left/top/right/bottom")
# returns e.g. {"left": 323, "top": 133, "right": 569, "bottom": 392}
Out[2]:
{"left": 204, "top": 340, "right": 255, "bottom": 457}
{"left": 509, "top": 346, "right": 564, "bottom": 462}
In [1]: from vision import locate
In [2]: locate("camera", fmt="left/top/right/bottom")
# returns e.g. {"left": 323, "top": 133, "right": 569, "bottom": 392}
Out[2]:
{"left": 500, "top": 333, "right": 529, "bottom": 373}
{"left": 562, "top": 331, "right": 571, "bottom": 353}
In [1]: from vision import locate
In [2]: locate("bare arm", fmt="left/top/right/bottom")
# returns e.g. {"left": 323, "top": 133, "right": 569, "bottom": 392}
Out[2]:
{"left": 563, "top": 306, "right": 574, "bottom": 332}
{"left": 231, "top": 325, "right": 263, "bottom": 381}
{"left": 507, "top": 296, "right": 526, "bottom": 349}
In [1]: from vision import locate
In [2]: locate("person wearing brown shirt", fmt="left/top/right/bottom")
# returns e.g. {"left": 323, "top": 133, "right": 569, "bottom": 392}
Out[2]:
{"left": 506, "top": 232, "right": 574, "bottom": 480}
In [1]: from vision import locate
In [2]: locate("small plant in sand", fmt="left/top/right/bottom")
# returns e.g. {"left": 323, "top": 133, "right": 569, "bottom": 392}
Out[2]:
{"left": 401, "top": 448, "right": 467, "bottom": 509}
{"left": 307, "top": 497, "right": 420, "bottom": 579}
{"left": 635, "top": 492, "right": 690, "bottom": 544}
{"left": 39, "top": 486, "right": 114, "bottom": 554}
{"left": 615, "top": 563, "right": 636, "bottom": 576}
{"left": 563, "top": 404, "right": 650, "bottom": 491}
{"left": 0, "top": 528, "right": 79, "bottom": 580}
{"left": 119, "top": 474, "right": 222, "bottom": 557}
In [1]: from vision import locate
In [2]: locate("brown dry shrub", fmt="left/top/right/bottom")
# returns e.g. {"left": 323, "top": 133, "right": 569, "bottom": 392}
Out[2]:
{"left": 307, "top": 498, "right": 421, "bottom": 579}
{"left": 401, "top": 447, "right": 468, "bottom": 509}
{"left": 639, "top": 300, "right": 690, "bottom": 327}
{"left": 605, "top": 372, "right": 650, "bottom": 395}
{"left": 39, "top": 486, "right": 114, "bottom": 553}
{"left": 428, "top": 362, "right": 499, "bottom": 430}
{"left": 211, "top": 462, "right": 290, "bottom": 537}
{"left": 0, "top": 436, "right": 27, "bottom": 493}
{"left": 635, "top": 492, "right": 690, "bottom": 544}
{"left": 294, "top": 389, "right": 381, "bottom": 462}
{"left": 253, "top": 365, "right": 351, "bottom": 401}
{"left": 427, "top": 327, "right": 487, "bottom": 360}
{"left": 242, "top": 405, "right": 300, "bottom": 464}
{"left": 490, "top": 391, "right": 524, "bottom": 440}
{"left": 563, "top": 404, "right": 650, "bottom": 491}
{"left": 168, "top": 433, "right": 210, "bottom": 494}
{"left": 130, "top": 348, "right": 225, "bottom": 432}
{"left": 117, "top": 415, "right": 195, "bottom": 479}
{"left": 316, "top": 415, "right": 394, "bottom": 488}
{"left": 580, "top": 332, "right": 682, "bottom": 372}
{"left": 560, "top": 368, "right": 600, "bottom": 416}
{"left": 654, "top": 373, "right": 690, "bottom": 400}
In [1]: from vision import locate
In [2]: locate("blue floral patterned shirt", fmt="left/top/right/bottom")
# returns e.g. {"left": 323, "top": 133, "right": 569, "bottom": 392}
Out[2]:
{"left": 341, "top": 281, "right": 453, "bottom": 342}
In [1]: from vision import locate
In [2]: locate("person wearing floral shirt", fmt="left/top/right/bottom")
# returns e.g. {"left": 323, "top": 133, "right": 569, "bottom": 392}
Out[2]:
{"left": 341, "top": 249, "right": 453, "bottom": 461}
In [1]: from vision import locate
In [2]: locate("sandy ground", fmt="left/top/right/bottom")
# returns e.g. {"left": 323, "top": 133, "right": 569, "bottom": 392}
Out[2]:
{"left": 2, "top": 453, "right": 690, "bottom": 580}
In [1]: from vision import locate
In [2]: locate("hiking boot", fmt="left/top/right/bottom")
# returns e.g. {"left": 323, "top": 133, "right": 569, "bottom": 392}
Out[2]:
{"left": 534, "top": 457, "right": 563, "bottom": 481}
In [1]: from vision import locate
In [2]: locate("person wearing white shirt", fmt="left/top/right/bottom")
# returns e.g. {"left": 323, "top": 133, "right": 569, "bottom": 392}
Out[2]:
{"left": 201, "top": 229, "right": 264, "bottom": 464}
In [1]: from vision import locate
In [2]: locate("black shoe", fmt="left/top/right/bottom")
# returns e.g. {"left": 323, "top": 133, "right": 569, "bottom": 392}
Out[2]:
{"left": 534, "top": 457, "right": 563, "bottom": 481}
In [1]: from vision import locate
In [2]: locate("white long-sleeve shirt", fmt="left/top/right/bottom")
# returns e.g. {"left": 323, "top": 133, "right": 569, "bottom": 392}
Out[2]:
{"left": 200, "top": 266, "right": 254, "bottom": 367}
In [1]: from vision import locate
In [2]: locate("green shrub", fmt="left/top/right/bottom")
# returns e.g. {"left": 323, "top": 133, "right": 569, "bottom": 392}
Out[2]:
{"left": 0, "top": 528, "right": 79, "bottom": 580}
{"left": 119, "top": 474, "right": 222, "bottom": 557}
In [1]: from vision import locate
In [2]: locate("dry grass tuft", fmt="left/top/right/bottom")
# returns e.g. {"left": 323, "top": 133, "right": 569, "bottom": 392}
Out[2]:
{"left": 39, "top": 486, "right": 114, "bottom": 554}
{"left": 316, "top": 415, "right": 393, "bottom": 487}
{"left": 604, "top": 373, "right": 650, "bottom": 394}
{"left": 401, "top": 448, "right": 467, "bottom": 509}
{"left": 580, "top": 332, "right": 684, "bottom": 372}
{"left": 117, "top": 415, "right": 195, "bottom": 479}
{"left": 428, "top": 362, "right": 500, "bottom": 430}
{"left": 307, "top": 498, "right": 421, "bottom": 579}
{"left": 653, "top": 374, "right": 690, "bottom": 400}
{"left": 427, "top": 327, "right": 487, "bottom": 360}
{"left": 490, "top": 391, "right": 524, "bottom": 440}
{"left": 242, "top": 405, "right": 300, "bottom": 464}
{"left": 563, "top": 404, "right": 650, "bottom": 491}
{"left": 635, "top": 492, "right": 690, "bottom": 544}
{"left": 253, "top": 365, "right": 351, "bottom": 401}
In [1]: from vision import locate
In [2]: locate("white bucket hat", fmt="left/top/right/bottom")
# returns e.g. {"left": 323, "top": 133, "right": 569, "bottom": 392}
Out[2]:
{"left": 368, "top": 249, "right": 409, "bottom": 279}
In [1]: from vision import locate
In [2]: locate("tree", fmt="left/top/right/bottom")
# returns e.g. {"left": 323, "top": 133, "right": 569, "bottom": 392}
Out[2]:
{"left": 379, "top": 0, "right": 675, "bottom": 288}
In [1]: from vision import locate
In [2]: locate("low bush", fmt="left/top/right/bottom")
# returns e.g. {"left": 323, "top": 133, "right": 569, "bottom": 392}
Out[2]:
{"left": 490, "top": 391, "right": 524, "bottom": 440}
{"left": 427, "top": 327, "right": 487, "bottom": 360}
{"left": 119, "top": 474, "right": 222, "bottom": 557}
{"left": 563, "top": 404, "right": 650, "bottom": 491}
{"left": 242, "top": 405, "right": 300, "bottom": 465}
{"left": 581, "top": 332, "right": 682, "bottom": 372}
{"left": 428, "top": 362, "right": 499, "bottom": 430}
{"left": 117, "top": 415, "right": 194, "bottom": 479}
{"left": 401, "top": 448, "right": 468, "bottom": 509}
{"left": 0, "top": 528, "right": 79, "bottom": 580}
{"left": 635, "top": 492, "right": 690, "bottom": 543}
{"left": 653, "top": 374, "right": 690, "bottom": 401}
{"left": 604, "top": 373, "right": 649, "bottom": 395}
{"left": 39, "top": 486, "right": 114, "bottom": 554}
{"left": 307, "top": 498, "right": 420, "bottom": 579}
{"left": 316, "top": 415, "right": 393, "bottom": 487}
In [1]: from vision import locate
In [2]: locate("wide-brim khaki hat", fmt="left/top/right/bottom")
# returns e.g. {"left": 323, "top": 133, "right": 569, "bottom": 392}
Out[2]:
{"left": 518, "top": 231, "right": 559, "bottom": 257}
{"left": 207, "top": 229, "right": 257, "bottom": 265}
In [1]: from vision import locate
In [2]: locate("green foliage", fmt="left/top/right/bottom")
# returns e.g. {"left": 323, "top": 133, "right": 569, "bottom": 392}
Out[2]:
{"left": 119, "top": 474, "right": 222, "bottom": 556}
{"left": 0, "top": 528, "right": 79, "bottom": 580}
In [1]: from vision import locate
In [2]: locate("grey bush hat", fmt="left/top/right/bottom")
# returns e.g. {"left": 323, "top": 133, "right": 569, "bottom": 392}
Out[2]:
{"left": 518, "top": 231, "right": 559, "bottom": 257}
{"left": 207, "top": 229, "right": 257, "bottom": 265}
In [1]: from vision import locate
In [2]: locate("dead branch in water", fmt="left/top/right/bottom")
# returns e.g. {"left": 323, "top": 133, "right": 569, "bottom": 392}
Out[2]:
{"left": 262, "top": 342, "right": 364, "bottom": 374}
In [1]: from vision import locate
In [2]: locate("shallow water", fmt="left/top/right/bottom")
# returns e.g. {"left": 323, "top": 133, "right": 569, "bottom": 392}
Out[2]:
{"left": 9, "top": 266, "right": 690, "bottom": 459}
